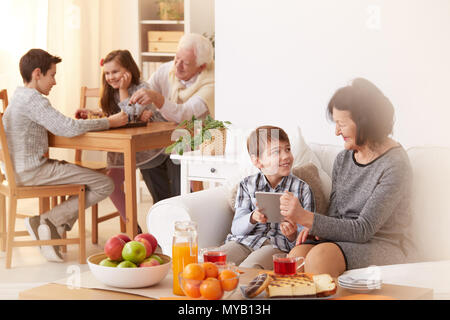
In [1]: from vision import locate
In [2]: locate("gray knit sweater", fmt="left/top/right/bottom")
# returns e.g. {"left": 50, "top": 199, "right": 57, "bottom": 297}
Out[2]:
{"left": 310, "top": 146, "right": 414, "bottom": 249}
{"left": 3, "top": 87, "right": 109, "bottom": 180}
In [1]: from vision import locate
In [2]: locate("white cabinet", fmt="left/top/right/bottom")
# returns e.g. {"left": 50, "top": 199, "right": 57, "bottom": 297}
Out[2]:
{"left": 170, "top": 151, "right": 240, "bottom": 195}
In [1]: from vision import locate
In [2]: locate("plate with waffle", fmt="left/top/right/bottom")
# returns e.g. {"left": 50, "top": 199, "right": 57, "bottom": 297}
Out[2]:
{"left": 241, "top": 271, "right": 337, "bottom": 299}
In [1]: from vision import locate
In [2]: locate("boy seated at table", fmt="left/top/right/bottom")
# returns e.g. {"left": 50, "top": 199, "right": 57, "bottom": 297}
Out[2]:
{"left": 2, "top": 48, "right": 128, "bottom": 262}
{"left": 218, "top": 125, "right": 316, "bottom": 269}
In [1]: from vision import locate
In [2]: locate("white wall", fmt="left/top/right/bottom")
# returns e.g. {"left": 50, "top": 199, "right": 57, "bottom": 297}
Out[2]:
{"left": 215, "top": 0, "right": 450, "bottom": 148}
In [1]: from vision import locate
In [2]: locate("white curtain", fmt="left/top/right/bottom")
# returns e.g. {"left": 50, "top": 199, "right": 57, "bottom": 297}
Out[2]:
{"left": 0, "top": 0, "right": 48, "bottom": 96}
{"left": 1, "top": 0, "right": 139, "bottom": 161}
{"left": 46, "top": 0, "right": 103, "bottom": 161}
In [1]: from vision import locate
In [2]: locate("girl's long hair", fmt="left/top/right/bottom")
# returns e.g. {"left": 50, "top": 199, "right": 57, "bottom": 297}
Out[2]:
{"left": 100, "top": 50, "right": 140, "bottom": 116}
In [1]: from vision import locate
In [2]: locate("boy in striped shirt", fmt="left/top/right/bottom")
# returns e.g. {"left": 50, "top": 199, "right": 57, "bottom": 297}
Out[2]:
{"left": 221, "top": 125, "right": 315, "bottom": 270}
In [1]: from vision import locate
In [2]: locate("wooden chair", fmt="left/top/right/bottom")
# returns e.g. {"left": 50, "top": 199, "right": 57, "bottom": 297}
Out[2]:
{"left": 0, "top": 112, "right": 86, "bottom": 268}
{"left": 76, "top": 86, "right": 125, "bottom": 244}
{"left": 0, "top": 89, "right": 8, "bottom": 112}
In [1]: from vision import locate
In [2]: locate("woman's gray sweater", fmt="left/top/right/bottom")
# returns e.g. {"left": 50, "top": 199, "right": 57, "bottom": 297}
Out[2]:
{"left": 310, "top": 146, "right": 414, "bottom": 251}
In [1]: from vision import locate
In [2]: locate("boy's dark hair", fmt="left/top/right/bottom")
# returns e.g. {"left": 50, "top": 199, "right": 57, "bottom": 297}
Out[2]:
{"left": 247, "top": 125, "right": 290, "bottom": 157}
{"left": 327, "top": 77, "right": 395, "bottom": 146}
{"left": 19, "top": 49, "right": 62, "bottom": 83}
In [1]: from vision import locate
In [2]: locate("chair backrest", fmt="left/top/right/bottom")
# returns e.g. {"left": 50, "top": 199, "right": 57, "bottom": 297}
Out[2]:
{"left": 0, "top": 112, "right": 17, "bottom": 190}
{"left": 80, "top": 86, "right": 100, "bottom": 109}
{"left": 76, "top": 87, "right": 100, "bottom": 162}
{"left": 0, "top": 89, "right": 8, "bottom": 112}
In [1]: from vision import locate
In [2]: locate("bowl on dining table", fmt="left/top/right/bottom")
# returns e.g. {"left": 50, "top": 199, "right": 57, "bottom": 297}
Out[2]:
{"left": 87, "top": 252, "right": 171, "bottom": 288}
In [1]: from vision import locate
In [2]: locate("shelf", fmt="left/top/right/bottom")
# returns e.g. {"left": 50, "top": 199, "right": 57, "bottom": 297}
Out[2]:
{"left": 142, "top": 52, "right": 176, "bottom": 57}
{"left": 140, "top": 20, "right": 184, "bottom": 25}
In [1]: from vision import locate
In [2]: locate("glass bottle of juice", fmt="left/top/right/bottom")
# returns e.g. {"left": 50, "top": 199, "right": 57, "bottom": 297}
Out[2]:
{"left": 172, "top": 221, "right": 198, "bottom": 295}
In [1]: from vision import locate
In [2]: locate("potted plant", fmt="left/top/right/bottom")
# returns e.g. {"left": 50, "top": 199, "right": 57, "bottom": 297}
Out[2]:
{"left": 165, "top": 115, "right": 231, "bottom": 156}
{"left": 158, "top": 0, "right": 184, "bottom": 21}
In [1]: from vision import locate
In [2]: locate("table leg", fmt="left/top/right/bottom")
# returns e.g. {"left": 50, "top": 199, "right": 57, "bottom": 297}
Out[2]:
{"left": 180, "top": 160, "right": 190, "bottom": 195}
{"left": 123, "top": 142, "right": 138, "bottom": 238}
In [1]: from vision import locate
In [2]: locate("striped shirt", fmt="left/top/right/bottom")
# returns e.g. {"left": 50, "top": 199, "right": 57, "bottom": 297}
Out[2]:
{"left": 225, "top": 172, "right": 316, "bottom": 252}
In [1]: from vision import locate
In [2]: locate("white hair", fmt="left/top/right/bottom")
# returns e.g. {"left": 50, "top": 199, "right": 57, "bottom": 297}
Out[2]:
{"left": 177, "top": 33, "right": 214, "bottom": 67}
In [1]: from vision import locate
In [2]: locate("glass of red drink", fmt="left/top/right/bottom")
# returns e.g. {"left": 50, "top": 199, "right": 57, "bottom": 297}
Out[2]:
{"left": 200, "top": 247, "right": 227, "bottom": 264}
{"left": 272, "top": 253, "right": 305, "bottom": 275}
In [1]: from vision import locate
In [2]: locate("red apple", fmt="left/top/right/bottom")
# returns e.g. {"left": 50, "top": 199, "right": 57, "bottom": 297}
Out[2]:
{"left": 136, "top": 238, "right": 152, "bottom": 258}
{"left": 139, "top": 257, "right": 161, "bottom": 267}
{"left": 116, "top": 233, "right": 131, "bottom": 243}
{"left": 104, "top": 236, "right": 125, "bottom": 261}
{"left": 134, "top": 233, "right": 157, "bottom": 254}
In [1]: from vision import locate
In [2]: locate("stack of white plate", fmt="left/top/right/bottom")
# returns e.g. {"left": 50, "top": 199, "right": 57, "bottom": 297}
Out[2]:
{"left": 338, "top": 274, "right": 382, "bottom": 293}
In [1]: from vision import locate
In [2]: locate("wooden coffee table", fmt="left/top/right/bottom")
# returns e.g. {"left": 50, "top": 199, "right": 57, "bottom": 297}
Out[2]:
{"left": 18, "top": 268, "right": 433, "bottom": 300}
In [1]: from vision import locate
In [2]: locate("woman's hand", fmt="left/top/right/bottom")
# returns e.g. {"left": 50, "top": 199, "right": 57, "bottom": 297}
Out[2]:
{"left": 280, "top": 220, "right": 297, "bottom": 242}
{"left": 107, "top": 111, "right": 128, "bottom": 128}
{"left": 280, "top": 191, "right": 314, "bottom": 229}
{"left": 139, "top": 110, "right": 153, "bottom": 122}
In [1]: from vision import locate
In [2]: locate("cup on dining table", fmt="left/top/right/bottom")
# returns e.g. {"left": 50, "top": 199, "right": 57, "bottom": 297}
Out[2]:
{"left": 199, "top": 247, "right": 227, "bottom": 265}
{"left": 272, "top": 253, "right": 305, "bottom": 275}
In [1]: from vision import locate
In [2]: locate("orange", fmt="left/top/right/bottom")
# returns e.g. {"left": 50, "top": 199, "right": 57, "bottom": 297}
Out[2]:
{"left": 200, "top": 277, "right": 224, "bottom": 300}
{"left": 202, "top": 262, "right": 219, "bottom": 279}
{"left": 182, "top": 279, "right": 202, "bottom": 298}
{"left": 218, "top": 269, "right": 239, "bottom": 291}
{"left": 182, "top": 263, "right": 205, "bottom": 281}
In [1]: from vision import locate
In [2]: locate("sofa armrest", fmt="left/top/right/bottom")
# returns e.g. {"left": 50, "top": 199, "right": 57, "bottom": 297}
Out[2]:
{"left": 146, "top": 186, "right": 234, "bottom": 256}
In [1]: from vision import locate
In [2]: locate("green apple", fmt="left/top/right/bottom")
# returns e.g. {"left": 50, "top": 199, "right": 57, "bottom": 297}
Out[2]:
{"left": 99, "top": 258, "right": 119, "bottom": 267}
{"left": 150, "top": 254, "right": 164, "bottom": 264}
{"left": 121, "top": 241, "right": 147, "bottom": 264}
{"left": 117, "top": 260, "right": 137, "bottom": 268}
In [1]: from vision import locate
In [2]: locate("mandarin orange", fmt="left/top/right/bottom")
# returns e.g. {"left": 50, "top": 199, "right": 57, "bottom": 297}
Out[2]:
{"left": 218, "top": 269, "right": 239, "bottom": 291}
{"left": 202, "top": 262, "right": 219, "bottom": 279}
{"left": 182, "top": 263, "right": 206, "bottom": 281}
{"left": 199, "top": 277, "right": 224, "bottom": 300}
{"left": 182, "top": 279, "right": 202, "bottom": 298}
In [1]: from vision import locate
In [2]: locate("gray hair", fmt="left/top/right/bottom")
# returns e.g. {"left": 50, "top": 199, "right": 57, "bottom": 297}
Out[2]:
{"left": 177, "top": 33, "right": 214, "bottom": 67}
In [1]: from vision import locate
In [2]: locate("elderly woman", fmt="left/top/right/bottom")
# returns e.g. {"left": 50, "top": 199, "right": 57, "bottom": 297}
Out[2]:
{"left": 280, "top": 78, "right": 416, "bottom": 277}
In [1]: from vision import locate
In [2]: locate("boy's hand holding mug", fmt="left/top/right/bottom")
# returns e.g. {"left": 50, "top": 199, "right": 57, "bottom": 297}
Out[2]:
{"left": 108, "top": 111, "right": 128, "bottom": 128}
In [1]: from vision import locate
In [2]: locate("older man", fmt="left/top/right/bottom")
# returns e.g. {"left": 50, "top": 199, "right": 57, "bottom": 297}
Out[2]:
{"left": 130, "top": 33, "right": 214, "bottom": 203}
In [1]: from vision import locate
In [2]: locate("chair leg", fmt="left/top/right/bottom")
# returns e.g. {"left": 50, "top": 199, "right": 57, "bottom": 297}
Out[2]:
{"left": 120, "top": 218, "right": 126, "bottom": 233}
{"left": 91, "top": 204, "right": 98, "bottom": 244}
{"left": 0, "top": 194, "right": 6, "bottom": 252}
{"left": 5, "top": 197, "right": 17, "bottom": 269}
{"left": 61, "top": 231, "right": 67, "bottom": 253}
{"left": 78, "top": 188, "right": 86, "bottom": 264}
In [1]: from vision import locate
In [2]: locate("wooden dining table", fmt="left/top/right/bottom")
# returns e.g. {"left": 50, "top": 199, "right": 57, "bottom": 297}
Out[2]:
{"left": 48, "top": 121, "right": 178, "bottom": 239}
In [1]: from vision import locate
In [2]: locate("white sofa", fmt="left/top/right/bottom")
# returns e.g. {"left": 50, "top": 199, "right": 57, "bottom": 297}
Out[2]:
{"left": 147, "top": 142, "right": 450, "bottom": 298}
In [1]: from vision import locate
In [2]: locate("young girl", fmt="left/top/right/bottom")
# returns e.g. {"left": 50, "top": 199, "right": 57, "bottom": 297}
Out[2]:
{"left": 99, "top": 50, "right": 167, "bottom": 229}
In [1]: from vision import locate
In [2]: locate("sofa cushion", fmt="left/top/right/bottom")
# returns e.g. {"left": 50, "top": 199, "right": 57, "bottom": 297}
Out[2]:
{"left": 407, "top": 146, "right": 450, "bottom": 262}
{"left": 292, "top": 163, "right": 329, "bottom": 215}
{"left": 288, "top": 127, "right": 333, "bottom": 200}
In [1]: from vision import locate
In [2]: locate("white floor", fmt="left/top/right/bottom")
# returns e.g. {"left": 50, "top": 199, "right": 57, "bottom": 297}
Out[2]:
{"left": 0, "top": 194, "right": 155, "bottom": 300}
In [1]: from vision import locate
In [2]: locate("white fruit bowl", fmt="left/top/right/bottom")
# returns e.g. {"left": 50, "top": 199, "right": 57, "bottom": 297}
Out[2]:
{"left": 87, "top": 252, "right": 171, "bottom": 288}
